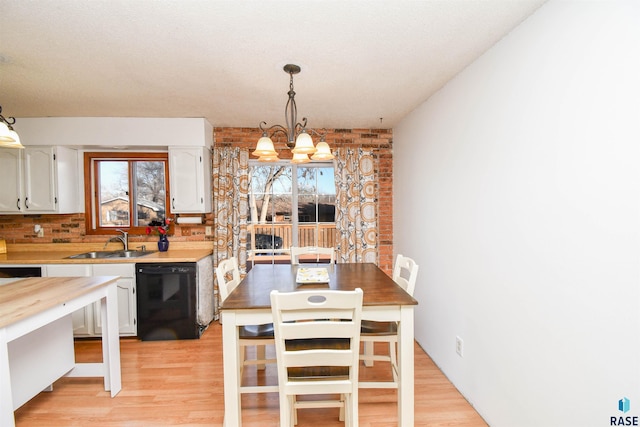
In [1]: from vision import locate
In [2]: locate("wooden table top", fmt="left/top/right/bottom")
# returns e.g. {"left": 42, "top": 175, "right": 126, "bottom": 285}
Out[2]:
{"left": 0, "top": 276, "right": 119, "bottom": 328}
{"left": 220, "top": 263, "right": 418, "bottom": 310}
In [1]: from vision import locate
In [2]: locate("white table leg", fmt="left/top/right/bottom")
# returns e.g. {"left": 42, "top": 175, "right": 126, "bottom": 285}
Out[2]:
{"left": 222, "top": 311, "right": 241, "bottom": 427}
{"left": 363, "top": 341, "right": 374, "bottom": 367}
{"left": 398, "top": 306, "right": 415, "bottom": 426}
{"left": 101, "top": 285, "right": 122, "bottom": 396}
{"left": 0, "top": 329, "right": 16, "bottom": 427}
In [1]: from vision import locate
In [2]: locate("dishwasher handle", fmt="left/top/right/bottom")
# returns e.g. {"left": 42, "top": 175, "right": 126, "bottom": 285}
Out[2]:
{"left": 136, "top": 264, "right": 196, "bottom": 275}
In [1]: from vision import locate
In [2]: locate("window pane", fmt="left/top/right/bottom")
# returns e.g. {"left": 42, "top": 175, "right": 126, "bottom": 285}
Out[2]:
{"left": 98, "top": 161, "right": 130, "bottom": 227}
{"left": 298, "top": 194, "right": 317, "bottom": 223}
{"left": 134, "top": 161, "right": 166, "bottom": 226}
{"left": 317, "top": 167, "right": 335, "bottom": 196}
{"left": 248, "top": 164, "right": 292, "bottom": 263}
{"left": 297, "top": 168, "right": 317, "bottom": 195}
{"left": 297, "top": 165, "right": 336, "bottom": 248}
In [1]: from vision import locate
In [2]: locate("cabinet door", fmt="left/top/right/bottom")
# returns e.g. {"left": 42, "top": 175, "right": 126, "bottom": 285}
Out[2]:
{"left": 23, "top": 146, "right": 57, "bottom": 212}
{"left": 45, "top": 264, "right": 93, "bottom": 336}
{"left": 169, "top": 147, "right": 212, "bottom": 213}
{"left": 0, "top": 148, "right": 23, "bottom": 212}
{"left": 94, "top": 278, "right": 136, "bottom": 336}
{"left": 53, "top": 147, "right": 81, "bottom": 213}
{"left": 93, "top": 264, "right": 137, "bottom": 336}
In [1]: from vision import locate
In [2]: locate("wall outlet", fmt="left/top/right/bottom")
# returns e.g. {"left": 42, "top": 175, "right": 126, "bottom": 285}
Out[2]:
{"left": 456, "top": 336, "right": 464, "bottom": 357}
{"left": 205, "top": 226, "right": 212, "bottom": 236}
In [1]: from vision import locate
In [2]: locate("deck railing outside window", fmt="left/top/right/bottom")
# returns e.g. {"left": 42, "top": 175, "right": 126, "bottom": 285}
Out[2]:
{"left": 247, "top": 223, "right": 336, "bottom": 264}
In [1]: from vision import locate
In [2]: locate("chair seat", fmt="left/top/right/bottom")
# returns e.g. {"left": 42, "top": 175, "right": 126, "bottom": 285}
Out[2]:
{"left": 239, "top": 323, "right": 275, "bottom": 338}
{"left": 360, "top": 320, "right": 397, "bottom": 335}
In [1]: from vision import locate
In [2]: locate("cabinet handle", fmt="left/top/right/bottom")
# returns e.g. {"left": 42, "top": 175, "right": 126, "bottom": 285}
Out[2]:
{"left": 17, "top": 198, "right": 21, "bottom": 210}
{"left": 25, "top": 197, "right": 29, "bottom": 209}
{"left": 172, "top": 197, "right": 175, "bottom": 210}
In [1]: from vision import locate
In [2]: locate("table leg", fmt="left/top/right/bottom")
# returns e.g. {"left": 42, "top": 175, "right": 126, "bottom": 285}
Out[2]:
{"left": 222, "top": 311, "right": 242, "bottom": 427}
{"left": 363, "top": 341, "right": 374, "bottom": 367}
{"left": 398, "top": 306, "right": 415, "bottom": 426}
{"left": 0, "top": 329, "right": 16, "bottom": 427}
{"left": 101, "top": 285, "right": 122, "bottom": 396}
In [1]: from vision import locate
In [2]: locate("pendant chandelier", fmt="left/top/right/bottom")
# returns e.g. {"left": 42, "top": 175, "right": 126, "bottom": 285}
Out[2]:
{"left": 0, "top": 104, "right": 24, "bottom": 149}
{"left": 252, "top": 64, "right": 334, "bottom": 164}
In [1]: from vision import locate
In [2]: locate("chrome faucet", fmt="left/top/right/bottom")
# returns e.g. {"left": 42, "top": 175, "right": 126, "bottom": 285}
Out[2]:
{"left": 103, "top": 229, "right": 129, "bottom": 251}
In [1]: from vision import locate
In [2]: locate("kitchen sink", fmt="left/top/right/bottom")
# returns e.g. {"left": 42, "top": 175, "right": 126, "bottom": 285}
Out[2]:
{"left": 67, "top": 250, "right": 156, "bottom": 259}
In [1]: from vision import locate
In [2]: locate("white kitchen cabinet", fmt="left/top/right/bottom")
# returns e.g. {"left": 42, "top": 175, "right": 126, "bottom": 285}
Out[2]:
{"left": 0, "top": 146, "right": 80, "bottom": 214}
{"left": 44, "top": 263, "right": 137, "bottom": 337}
{"left": 0, "top": 148, "right": 22, "bottom": 212}
{"left": 168, "top": 146, "right": 212, "bottom": 213}
{"left": 92, "top": 264, "right": 137, "bottom": 336}
{"left": 44, "top": 264, "right": 93, "bottom": 335}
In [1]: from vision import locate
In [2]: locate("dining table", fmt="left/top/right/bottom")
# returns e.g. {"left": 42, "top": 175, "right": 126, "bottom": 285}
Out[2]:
{"left": 219, "top": 262, "right": 418, "bottom": 426}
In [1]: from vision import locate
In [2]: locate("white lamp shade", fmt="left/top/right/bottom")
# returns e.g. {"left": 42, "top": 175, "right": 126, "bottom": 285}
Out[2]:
{"left": 5, "top": 130, "right": 24, "bottom": 149}
{"left": 0, "top": 122, "right": 15, "bottom": 143}
{"left": 291, "top": 152, "right": 311, "bottom": 164}
{"left": 310, "top": 141, "right": 334, "bottom": 160}
{"left": 291, "top": 131, "right": 316, "bottom": 154}
{"left": 252, "top": 135, "right": 278, "bottom": 157}
{"left": 258, "top": 154, "right": 279, "bottom": 162}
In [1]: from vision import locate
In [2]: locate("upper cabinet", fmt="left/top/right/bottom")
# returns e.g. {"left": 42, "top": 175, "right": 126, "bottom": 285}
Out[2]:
{"left": 168, "top": 147, "right": 212, "bottom": 213}
{"left": 0, "top": 146, "right": 80, "bottom": 214}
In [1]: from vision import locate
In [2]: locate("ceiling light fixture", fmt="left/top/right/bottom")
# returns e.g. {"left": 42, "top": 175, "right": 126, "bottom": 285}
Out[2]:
{"left": 0, "top": 104, "right": 24, "bottom": 149}
{"left": 252, "top": 64, "right": 334, "bottom": 163}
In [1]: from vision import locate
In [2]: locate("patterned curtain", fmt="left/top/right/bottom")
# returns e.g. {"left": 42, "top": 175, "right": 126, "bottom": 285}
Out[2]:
{"left": 334, "top": 147, "right": 378, "bottom": 264}
{"left": 212, "top": 147, "right": 249, "bottom": 307}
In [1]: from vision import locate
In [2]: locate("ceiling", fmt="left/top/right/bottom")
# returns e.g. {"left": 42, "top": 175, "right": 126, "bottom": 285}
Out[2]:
{"left": 0, "top": 0, "right": 547, "bottom": 130}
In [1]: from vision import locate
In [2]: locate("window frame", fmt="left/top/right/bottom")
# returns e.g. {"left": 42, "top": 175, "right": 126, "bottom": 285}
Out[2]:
{"left": 247, "top": 160, "right": 336, "bottom": 263}
{"left": 83, "top": 152, "right": 171, "bottom": 236}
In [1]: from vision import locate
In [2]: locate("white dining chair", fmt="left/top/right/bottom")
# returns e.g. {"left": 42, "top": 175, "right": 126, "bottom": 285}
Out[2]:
{"left": 359, "top": 254, "right": 419, "bottom": 387}
{"left": 216, "top": 256, "right": 276, "bottom": 393}
{"left": 290, "top": 246, "right": 336, "bottom": 264}
{"left": 270, "top": 288, "right": 363, "bottom": 427}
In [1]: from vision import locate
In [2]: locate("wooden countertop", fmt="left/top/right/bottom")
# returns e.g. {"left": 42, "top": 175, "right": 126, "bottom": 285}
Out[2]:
{"left": 0, "top": 276, "right": 119, "bottom": 328}
{"left": 0, "top": 248, "right": 212, "bottom": 265}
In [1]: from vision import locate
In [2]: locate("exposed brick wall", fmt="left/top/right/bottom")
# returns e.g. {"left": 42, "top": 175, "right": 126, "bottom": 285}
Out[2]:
{"left": 0, "top": 213, "right": 215, "bottom": 245}
{"left": 214, "top": 127, "right": 394, "bottom": 274}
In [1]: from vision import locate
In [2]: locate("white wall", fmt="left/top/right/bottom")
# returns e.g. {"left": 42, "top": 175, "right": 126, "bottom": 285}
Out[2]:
{"left": 14, "top": 117, "right": 213, "bottom": 148}
{"left": 394, "top": 1, "right": 639, "bottom": 426}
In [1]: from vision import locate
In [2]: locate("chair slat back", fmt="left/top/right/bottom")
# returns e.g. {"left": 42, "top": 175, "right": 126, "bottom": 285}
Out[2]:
{"left": 216, "top": 257, "right": 241, "bottom": 302}
{"left": 271, "top": 288, "right": 363, "bottom": 376}
{"left": 290, "top": 246, "right": 336, "bottom": 264}
{"left": 392, "top": 254, "right": 419, "bottom": 296}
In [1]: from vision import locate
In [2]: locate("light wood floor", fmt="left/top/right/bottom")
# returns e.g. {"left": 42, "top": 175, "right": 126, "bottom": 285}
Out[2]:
{"left": 14, "top": 323, "right": 487, "bottom": 426}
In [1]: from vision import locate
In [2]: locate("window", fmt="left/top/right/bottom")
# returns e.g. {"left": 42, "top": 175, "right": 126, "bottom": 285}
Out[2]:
{"left": 84, "top": 152, "right": 170, "bottom": 235}
{"left": 247, "top": 161, "right": 336, "bottom": 263}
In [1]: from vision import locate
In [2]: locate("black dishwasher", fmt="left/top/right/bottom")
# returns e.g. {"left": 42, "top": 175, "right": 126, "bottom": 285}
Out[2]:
{"left": 135, "top": 263, "right": 199, "bottom": 341}
{"left": 0, "top": 266, "right": 42, "bottom": 278}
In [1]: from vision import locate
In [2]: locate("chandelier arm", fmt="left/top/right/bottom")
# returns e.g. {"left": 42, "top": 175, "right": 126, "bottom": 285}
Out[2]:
{"left": 296, "top": 118, "right": 308, "bottom": 131}
{"left": 307, "top": 127, "right": 327, "bottom": 138}
{"left": 259, "top": 123, "right": 289, "bottom": 140}
{"left": 0, "top": 105, "right": 16, "bottom": 129}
